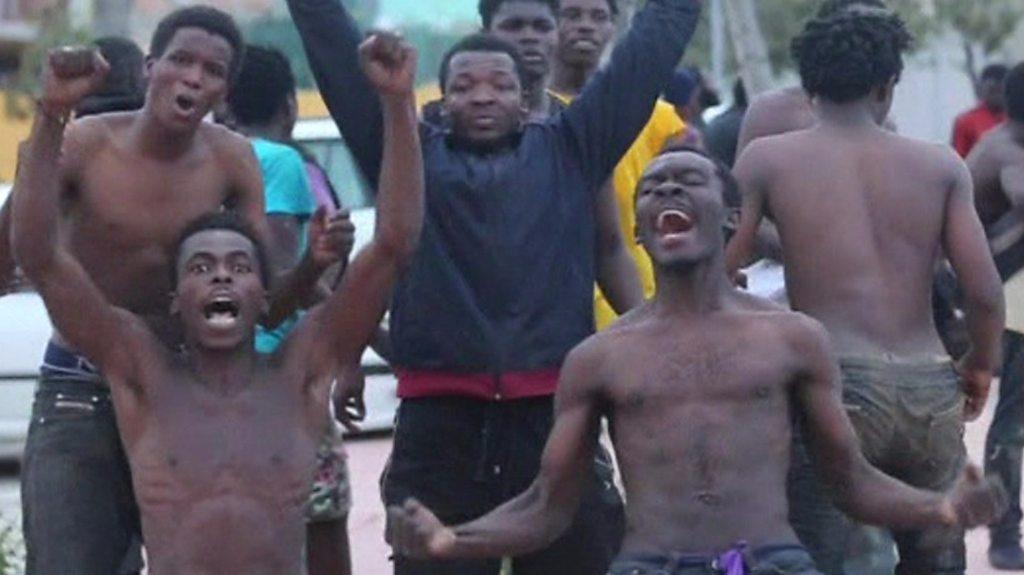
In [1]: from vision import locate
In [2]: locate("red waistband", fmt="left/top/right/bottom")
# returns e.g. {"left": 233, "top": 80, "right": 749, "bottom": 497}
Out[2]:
{"left": 396, "top": 368, "right": 560, "bottom": 401}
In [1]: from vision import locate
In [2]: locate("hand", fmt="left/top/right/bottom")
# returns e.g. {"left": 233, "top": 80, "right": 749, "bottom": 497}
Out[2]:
{"left": 940, "top": 464, "right": 1007, "bottom": 528}
{"left": 359, "top": 32, "right": 418, "bottom": 97}
{"left": 387, "top": 498, "right": 457, "bottom": 560}
{"left": 307, "top": 207, "right": 356, "bottom": 271}
{"left": 956, "top": 351, "right": 993, "bottom": 421}
{"left": 332, "top": 363, "right": 366, "bottom": 434}
{"left": 39, "top": 47, "right": 110, "bottom": 118}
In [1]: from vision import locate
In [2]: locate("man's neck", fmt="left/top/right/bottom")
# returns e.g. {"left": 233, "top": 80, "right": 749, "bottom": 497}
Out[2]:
{"left": 525, "top": 75, "right": 552, "bottom": 116}
{"left": 131, "top": 106, "right": 199, "bottom": 159}
{"left": 651, "top": 254, "right": 731, "bottom": 317}
{"left": 550, "top": 60, "right": 596, "bottom": 97}
{"left": 815, "top": 99, "right": 880, "bottom": 131}
{"left": 240, "top": 124, "right": 289, "bottom": 143}
{"left": 185, "top": 342, "right": 258, "bottom": 395}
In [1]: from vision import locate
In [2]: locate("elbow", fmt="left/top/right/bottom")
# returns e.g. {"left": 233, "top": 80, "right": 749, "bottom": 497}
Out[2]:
{"left": 965, "top": 281, "right": 1006, "bottom": 326}
{"left": 375, "top": 224, "right": 423, "bottom": 268}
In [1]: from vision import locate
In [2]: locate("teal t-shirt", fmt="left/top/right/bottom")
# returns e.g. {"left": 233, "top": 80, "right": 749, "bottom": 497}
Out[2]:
{"left": 252, "top": 138, "right": 316, "bottom": 354}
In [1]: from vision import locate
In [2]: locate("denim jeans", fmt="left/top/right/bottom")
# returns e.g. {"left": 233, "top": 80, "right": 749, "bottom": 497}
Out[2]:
{"left": 21, "top": 378, "right": 143, "bottom": 575}
{"left": 789, "top": 356, "right": 967, "bottom": 575}
{"left": 382, "top": 396, "right": 625, "bottom": 575}
{"left": 607, "top": 544, "right": 822, "bottom": 575}
{"left": 986, "top": 330, "right": 1024, "bottom": 547}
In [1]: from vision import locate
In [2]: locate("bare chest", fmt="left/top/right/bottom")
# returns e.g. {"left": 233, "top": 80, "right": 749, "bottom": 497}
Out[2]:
{"left": 68, "top": 153, "right": 235, "bottom": 254}
{"left": 126, "top": 383, "right": 317, "bottom": 507}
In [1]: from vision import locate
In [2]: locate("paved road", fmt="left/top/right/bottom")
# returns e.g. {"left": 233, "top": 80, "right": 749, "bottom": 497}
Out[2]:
{"left": 0, "top": 382, "right": 1014, "bottom": 574}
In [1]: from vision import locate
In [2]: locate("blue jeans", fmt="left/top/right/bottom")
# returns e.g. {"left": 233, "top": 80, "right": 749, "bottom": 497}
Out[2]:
{"left": 607, "top": 544, "right": 822, "bottom": 575}
{"left": 986, "top": 330, "right": 1024, "bottom": 547}
{"left": 788, "top": 356, "right": 967, "bottom": 575}
{"left": 22, "top": 374, "right": 143, "bottom": 574}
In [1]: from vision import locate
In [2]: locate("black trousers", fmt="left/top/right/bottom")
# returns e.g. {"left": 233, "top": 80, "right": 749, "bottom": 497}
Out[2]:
{"left": 382, "top": 396, "right": 625, "bottom": 575}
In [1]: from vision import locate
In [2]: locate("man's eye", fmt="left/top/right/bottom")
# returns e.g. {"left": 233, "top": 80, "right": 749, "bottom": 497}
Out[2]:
{"left": 233, "top": 263, "right": 251, "bottom": 273}
{"left": 190, "top": 263, "right": 209, "bottom": 274}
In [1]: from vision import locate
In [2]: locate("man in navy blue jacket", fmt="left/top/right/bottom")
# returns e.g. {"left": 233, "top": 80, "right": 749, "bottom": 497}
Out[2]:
{"left": 287, "top": 1, "right": 702, "bottom": 573}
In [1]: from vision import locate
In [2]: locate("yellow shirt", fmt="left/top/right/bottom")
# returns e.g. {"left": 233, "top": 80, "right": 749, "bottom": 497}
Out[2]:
{"left": 552, "top": 96, "right": 685, "bottom": 329}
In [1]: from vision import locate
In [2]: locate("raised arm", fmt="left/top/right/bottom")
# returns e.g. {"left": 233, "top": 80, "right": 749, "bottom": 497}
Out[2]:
{"left": 791, "top": 316, "right": 1004, "bottom": 530}
{"left": 13, "top": 50, "right": 151, "bottom": 382}
{"left": 725, "top": 138, "right": 771, "bottom": 277}
{"left": 559, "top": 0, "right": 701, "bottom": 191}
{"left": 943, "top": 154, "right": 1005, "bottom": 420}
{"left": 387, "top": 340, "right": 606, "bottom": 560}
{"left": 286, "top": 0, "right": 383, "bottom": 187}
{"left": 301, "top": 36, "right": 423, "bottom": 376}
{"left": 594, "top": 179, "right": 643, "bottom": 313}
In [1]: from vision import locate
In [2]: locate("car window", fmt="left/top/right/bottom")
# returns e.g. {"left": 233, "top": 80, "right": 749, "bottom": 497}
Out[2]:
{"left": 300, "top": 139, "right": 374, "bottom": 210}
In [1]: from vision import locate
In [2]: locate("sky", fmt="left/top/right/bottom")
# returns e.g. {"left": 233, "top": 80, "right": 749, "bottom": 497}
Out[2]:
{"left": 378, "top": 0, "right": 477, "bottom": 26}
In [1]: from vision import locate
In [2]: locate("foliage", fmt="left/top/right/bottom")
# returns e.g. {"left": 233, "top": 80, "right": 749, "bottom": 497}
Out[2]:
{"left": 934, "top": 0, "right": 1023, "bottom": 56}
{"left": 0, "top": 513, "right": 24, "bottom": 575}
{"left": 4, "top": 8, "right": 91, "bottom": 118}
{"left": 682, "top": 0, "right": 933, "bottom": 75}
{"left": 245, "top": 15, "right": 471, "bottom": 90}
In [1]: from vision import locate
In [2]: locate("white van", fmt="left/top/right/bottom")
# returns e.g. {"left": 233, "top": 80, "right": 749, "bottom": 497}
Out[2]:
{"left": 0, "top": 119, "right": 398, "bottom": 460}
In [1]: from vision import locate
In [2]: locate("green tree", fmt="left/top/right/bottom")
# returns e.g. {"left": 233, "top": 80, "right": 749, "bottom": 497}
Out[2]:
{"left": 933, "top": 0, "right": 1024, "bottom": 91}
{"left": 5, "top": 7, "right": 90, "bottom": 118}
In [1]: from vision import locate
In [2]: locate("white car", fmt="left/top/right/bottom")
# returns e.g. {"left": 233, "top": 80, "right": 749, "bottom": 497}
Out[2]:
{"left": 0, "top": 119, "right": 399, "bottom": 460}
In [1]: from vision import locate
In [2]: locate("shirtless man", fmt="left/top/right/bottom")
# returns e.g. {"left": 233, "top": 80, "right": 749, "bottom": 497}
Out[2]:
{"left": 12, "top": 35, "right": 422, "bottom": 574}
{"left": 8, "top": 8, "right": 347, "bottom": 574}
{"left": 726, "top": 8, "right": 1004, "bottom": 574}
{"left": 735, "top": 0, "right": 887, "bottom": 155}
{"left": 387, "top": 149, "right": 1005, "bottom": 574}
{"left": 966, "top": 61, "right": 1024, "bottom": 569}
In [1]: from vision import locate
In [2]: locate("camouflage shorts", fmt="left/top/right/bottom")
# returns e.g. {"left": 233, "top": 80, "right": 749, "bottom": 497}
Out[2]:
{"left": 306, "top": 422, "right": 352, "bottom": 523}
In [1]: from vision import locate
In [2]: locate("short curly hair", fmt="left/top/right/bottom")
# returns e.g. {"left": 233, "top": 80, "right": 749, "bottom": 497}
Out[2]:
{"left": 792, "top": 9, "right": 912, "bottom": 104}
{"left": 479, "top": 0, "right": 559, "bottom": 29}
{"left": 150, "top": 5, "right": 244, "bottom": 84}
{"left": 227, "top": 45, "right": 295, "bottom": 127}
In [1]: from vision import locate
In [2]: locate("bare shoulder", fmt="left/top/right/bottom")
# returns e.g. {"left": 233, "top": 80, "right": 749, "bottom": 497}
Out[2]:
{"left": 200, "top": 121, "right": 253, "bottom": 157}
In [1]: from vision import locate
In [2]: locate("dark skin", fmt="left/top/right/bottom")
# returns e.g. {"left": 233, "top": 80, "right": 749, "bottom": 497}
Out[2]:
{"left": 228, "top": 57, "right": 358, "bottom": 575}
{"left": 967, "top": 120, "right": 1024, "bottom": 232}
{"left": 13, "top": 39, "right": 424, "bottom": 575}
{"left": 2, "top": 28, "right": 349, "bottom": 349}
{"left": 487, "top": 1, "right": 558, "bottom": 117}
{"left": 726, "top": 85, "right": 1005, "bottom": 421}
{"left": 735, "top": 86, "right": 816, "bottom": 155}
{"left": 388, "top": 152, "right": 1005, "bottom": 560}
{"left": 524, "top": 0, "right": 645, "bottom": 313}
{"left": 549, "top": 0, "right": 616, "bottom": 96}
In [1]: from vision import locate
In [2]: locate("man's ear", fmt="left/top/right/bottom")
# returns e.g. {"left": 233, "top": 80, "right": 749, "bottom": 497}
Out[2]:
{"left": 169, "top": 290, "right": 180, "bottom": 317}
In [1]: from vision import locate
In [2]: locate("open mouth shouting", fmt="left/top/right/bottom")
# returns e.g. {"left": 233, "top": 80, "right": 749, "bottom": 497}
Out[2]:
{"left": 202, "top": 295, "right": 240, "bottom": 329}
{"left": 173, "top": 94, "right": 198, "bottom": 118}
{"left": 656, "top": 209, "right": 696, "bottom": 245}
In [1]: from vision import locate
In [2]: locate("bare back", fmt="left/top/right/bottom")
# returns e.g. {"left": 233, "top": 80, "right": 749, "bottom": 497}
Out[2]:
{"left": 739, "top": 126, "right": 960, "bottom": 357}
{"left": 60, "top": 113, "right": 261, "bottom": 340}
{"left": 593, "top": 294, "right": 806, "bottom": 553}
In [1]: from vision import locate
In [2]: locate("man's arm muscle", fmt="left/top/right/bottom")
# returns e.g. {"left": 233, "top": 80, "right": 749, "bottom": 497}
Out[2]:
{"left": 594, "top": 179, "right": 643, "bottom": 313}
{"left": 792, "top": 317, "right": 965, "bottom": 530}
{"left": 725, "top": 140, "right": 770, "bottom": 276}
{"left": 300, "top": 39, "right": 423, "bottom": 381}
{"left": 13, "top": 114, "right": 148, "bottom": 382}
{"left": 558, "top": 0, "right": 701, "bottom": 192}
{"left": 389, "top": 341, "right": 607, "bottom": 560}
